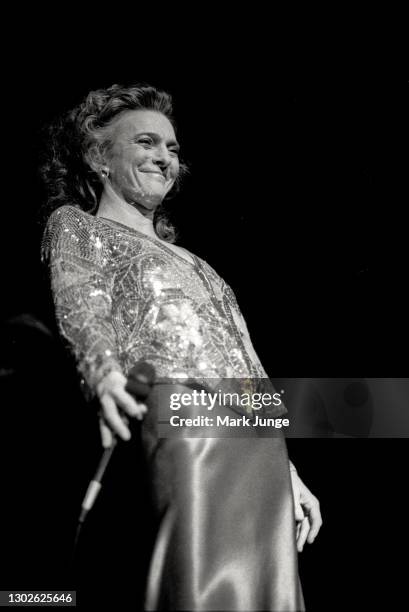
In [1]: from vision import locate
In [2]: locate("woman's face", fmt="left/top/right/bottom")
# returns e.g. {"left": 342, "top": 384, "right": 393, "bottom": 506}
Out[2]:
{"left": 105, "top": 109, "right": 180, "bottom": 211}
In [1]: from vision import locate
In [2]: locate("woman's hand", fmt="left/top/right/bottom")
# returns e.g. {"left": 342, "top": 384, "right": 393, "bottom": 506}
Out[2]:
{"left": 290, "top": 469, "right": 323, "bottom": 552}
{"left": 96, "top": 370, "right": 148, "bottom": 447}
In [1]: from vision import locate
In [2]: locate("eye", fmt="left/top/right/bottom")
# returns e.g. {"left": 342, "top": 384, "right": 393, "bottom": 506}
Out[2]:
{"left": 137, "top": 136, "right": 154, "bottom": 147}
{"left": 168, "top": 147, "right": 180, "bottom": 157}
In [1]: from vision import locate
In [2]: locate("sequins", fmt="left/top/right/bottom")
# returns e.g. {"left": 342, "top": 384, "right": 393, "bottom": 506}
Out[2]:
{"left": 151, "top": 279, "right": 163, "bottom": 296}
{"left": 89, "top": 234, "right": 103, "bottom": 249}
{"left": 41, "top": 205, "right": 269, "bottom": 393}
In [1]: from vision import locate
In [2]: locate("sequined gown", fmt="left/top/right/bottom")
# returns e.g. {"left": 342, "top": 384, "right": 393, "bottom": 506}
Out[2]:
{"left": 42, "top": 205, "right": 305, "bottom": 611}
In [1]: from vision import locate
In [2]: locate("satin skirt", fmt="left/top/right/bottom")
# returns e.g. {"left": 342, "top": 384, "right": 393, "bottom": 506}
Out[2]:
{"left": 141, "top": 384, "right": 305, "bottom": 612}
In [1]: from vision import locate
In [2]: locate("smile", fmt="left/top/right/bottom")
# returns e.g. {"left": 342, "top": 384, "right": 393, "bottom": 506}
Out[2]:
{"left": 141, "top": 171, "right": 166, "bottom": 180}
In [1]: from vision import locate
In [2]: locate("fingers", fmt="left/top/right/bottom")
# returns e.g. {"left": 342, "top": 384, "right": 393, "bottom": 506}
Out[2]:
{"left": 294, "top": 499, "right": 305, "bottom": 524}
{"left": 112, "top": 386, "right": 147, "bottom": 420}
{"left": 296, "top": 519, "right": 302, "bottom": 541}
{"left": 302, "top": 496, "right": 323, "bottom": 544}
{"left": 294, "top": 497, "right": 309, "bottom": 553}
{"left": 293, "top": 497, "right": 305, "bottom": 550}
{"left": 297, "top": 517, "right": 310, "bottom": 552}
{"left": 100, "top": 393, "right": 132, "bottom": 441}
{"left": 293, "top": 475, "right": 323, "bottom": 551}
{"left": 96, "top": 370, "right": 149, "bottom": 446}
{"left": 99, "top": 417, "right": 114, "bottom": 448}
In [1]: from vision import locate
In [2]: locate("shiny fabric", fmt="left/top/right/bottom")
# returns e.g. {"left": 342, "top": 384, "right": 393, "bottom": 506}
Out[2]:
{"left": 143, "top": 384, "right": 305, "bottom": 611}
{"left": 42, "top": 205, "right": 305, "bottom": 610}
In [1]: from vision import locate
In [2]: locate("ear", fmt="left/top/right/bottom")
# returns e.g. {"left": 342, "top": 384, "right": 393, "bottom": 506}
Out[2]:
{"left": 85, "top": 143, "right": 109, "bottom": 176}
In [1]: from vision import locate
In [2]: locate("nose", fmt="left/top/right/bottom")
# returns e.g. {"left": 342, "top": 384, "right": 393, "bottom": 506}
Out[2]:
{"left": 152, "top": 144, "right": 172, "bottom": 170}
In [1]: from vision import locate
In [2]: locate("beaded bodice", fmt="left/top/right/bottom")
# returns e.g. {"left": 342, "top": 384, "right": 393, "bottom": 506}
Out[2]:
{"left": 41, "top": 205, "right": 268, "bottom": 395}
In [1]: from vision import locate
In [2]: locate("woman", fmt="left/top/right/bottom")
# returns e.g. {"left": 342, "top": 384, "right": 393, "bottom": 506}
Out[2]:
{"left": 41, "top": 83, "right": 322, "bottom": 611}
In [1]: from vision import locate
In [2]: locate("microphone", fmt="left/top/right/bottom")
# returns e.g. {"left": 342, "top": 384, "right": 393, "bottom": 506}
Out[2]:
{"left": 125, "top": 361, "right": 156, "bottom": 399}
{"left": 78, "top": 361, "right": 155, "bottom": 524}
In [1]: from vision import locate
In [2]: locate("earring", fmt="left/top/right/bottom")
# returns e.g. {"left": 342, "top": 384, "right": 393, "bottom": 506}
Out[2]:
{"left": 101, "top": 168, "right": 109, "bottom": 179}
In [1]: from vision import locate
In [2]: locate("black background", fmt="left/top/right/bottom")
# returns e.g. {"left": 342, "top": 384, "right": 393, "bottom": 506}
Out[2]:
{"left": 0, "top": 14, "right": 407, "bottom": 611}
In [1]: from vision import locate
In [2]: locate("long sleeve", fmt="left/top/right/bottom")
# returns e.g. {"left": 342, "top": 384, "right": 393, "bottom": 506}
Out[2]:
{"left": 41, "top": 206, "right": 123, "bottom": 396}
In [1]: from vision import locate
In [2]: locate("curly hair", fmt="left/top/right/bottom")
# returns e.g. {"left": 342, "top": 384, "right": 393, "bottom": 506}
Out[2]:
{"left": 39, "top": 83, "right": 189, "bottom": 242}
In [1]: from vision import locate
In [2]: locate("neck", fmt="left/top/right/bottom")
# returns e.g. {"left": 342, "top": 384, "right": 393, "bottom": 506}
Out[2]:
{"left": 97, "top": 185, "right": 158, "bottom": 239}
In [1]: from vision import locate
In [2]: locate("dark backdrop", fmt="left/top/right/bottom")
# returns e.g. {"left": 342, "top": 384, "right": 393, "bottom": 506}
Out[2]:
{"left": 0, "top": 22, "right": 407, "bottom": 611}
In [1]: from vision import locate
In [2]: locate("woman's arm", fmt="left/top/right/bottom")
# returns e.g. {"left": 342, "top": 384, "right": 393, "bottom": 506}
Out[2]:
{"left": 42, "top": 207, "right": 122, "bottom": 389}
{"left": 42, "top": 206, "right": 146, "bottom": 445}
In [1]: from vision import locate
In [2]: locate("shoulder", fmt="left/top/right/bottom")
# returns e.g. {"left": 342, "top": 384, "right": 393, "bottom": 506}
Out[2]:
{"left": 197, "top": 256, "right": 231, "bottom": 292}
{"left": 196, "top": 255, "right": 223, "bottom": 281}
{"left": 41, "top": 205, "right": 104, "bottom": 263}
{"left": 43, "top": 205, "right": 96, "bottom": 236}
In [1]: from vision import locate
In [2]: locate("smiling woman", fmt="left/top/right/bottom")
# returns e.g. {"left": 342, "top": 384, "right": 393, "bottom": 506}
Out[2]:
{"left": 40, "top": 84, "right": 188, "bottom": 243}
{"left": 97, "top": 110, "right": 180, "bottom": 213}
{"left": 40, "top": 83, "right": 321, "bottom": 611}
